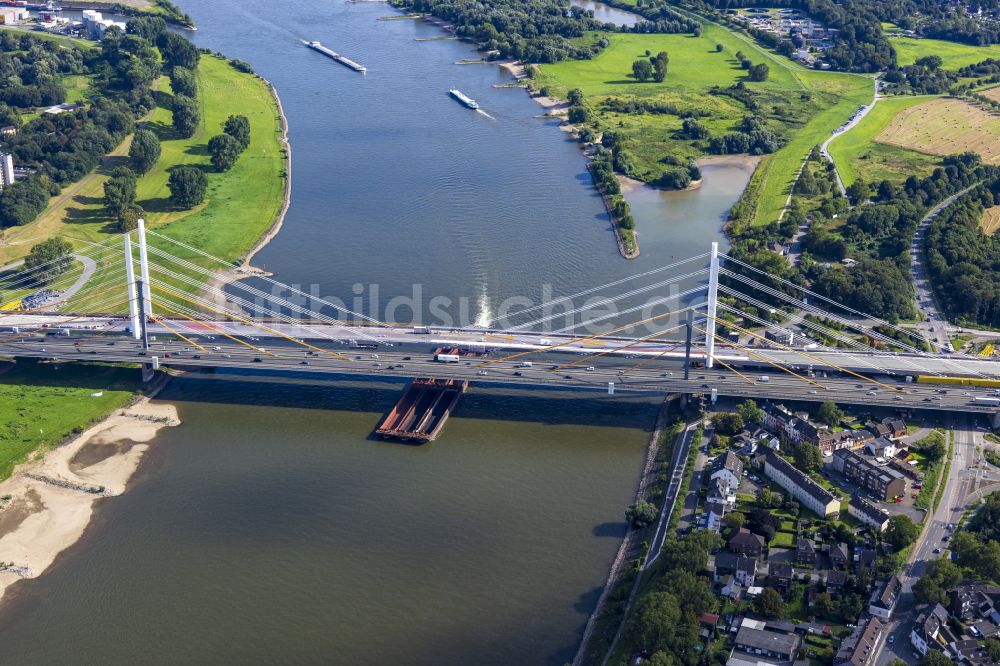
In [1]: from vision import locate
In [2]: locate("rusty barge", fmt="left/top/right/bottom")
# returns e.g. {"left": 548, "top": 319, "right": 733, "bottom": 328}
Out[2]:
{"left": 375, "top": 378, "right": 468, "bottom": 443}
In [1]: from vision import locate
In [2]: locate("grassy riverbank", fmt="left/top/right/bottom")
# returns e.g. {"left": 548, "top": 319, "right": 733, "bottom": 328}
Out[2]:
{"left": 535, "top": 20, "right": 871, "bottom": 229}
{"left": 0, "top": 55, "right": 286, "bottom": 290}
{"left": 0, "top": 361, "right": 139, "bottom": 481}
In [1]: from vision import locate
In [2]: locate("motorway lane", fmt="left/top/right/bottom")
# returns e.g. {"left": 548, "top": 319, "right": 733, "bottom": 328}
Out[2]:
{"left": 1, "top": 334, "right": 999, "bottom": 417}
{"left": 4, "top": 314, "right": 1000, "bottom": 380}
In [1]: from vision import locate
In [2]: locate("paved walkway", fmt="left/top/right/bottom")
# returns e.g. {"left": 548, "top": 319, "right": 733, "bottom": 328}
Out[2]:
{"left": 820, "top": 77, "right": 880, "bottom": 196}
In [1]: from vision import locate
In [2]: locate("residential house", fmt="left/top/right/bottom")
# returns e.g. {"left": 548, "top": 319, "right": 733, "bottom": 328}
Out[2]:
{"left": 859, "top": 548, "right": 877, "bottom": 569}
{"left": 712, "top": 452, "right": 744, "bottom": 491}
{"left": 768, "top": 561, "right": 793, "bottom": 596}
{"left": 949, "top": 582, "right": 1000, "bottom": 622}
{"left": 868, "top": 575, "right": 902, "bottom": 621}
{"left": 834, "top": 617, "right": 883, "bottom": 666}
{"left": 911, "top": 603, "right": 953, "bottom": 658}
{"left": 708, "top": 476, "right": 736, "bottom": 509}
{"left": 729, "top": 528, "right": 766, "bottom": 557}
{"left": 864, "top": 437, "right": 897, "bottom": 459}
{"left": 832, "top": 449, "right": 906, "bottom": 501}
{"left": 796, "top": 537, "right": 817, "bottom": 565}
{"left": 829, "top": 543, "right": 849, "bottom": 569}
{"left": 763, "top": 450, "right": 840, "bottom": 518}
{"left": 882, "top": 418, "right": 907, "bottom": 440}
{"left": 826, "top": 570, "right": 847, "bottom": 594}
{"left": 733, "top": 624, "right": 801, "bottom": 662}
{"left": 705, "top": 500, "right": 727, "bottom": 533}
{"left": 849, "top": 496, "right": 891, "bottom": 532}
{"left": 715, "top": 552, "right": 759, "bottom": 587}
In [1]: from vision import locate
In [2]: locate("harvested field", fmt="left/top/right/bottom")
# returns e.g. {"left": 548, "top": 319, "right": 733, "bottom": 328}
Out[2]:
{"left": 982, "top": 206, "right": 1000, "bottom": 236}
{"left": 875, "top": 98, "right": 1000, "bottom": 163}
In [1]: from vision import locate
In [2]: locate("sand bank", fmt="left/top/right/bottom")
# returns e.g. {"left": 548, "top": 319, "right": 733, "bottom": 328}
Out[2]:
{"left": 0, "top": 396, "right": 179, "bottom": 604}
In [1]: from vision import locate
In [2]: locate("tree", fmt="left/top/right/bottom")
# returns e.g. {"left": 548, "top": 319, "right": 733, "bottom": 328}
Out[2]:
{"left": 919, "top": 652, "right": 954, "bottom": 666}
{"left": 723, "top": 512, "right": 746, "bottom": 532}
{"left": 652, "top": 51, "right": 668, "bottom": 83}
{"left": 167, "top": 166, "right": 208, "bottom": 209}
{"left": 626, "top": 499, "right": 658, "bottom": 528}
{"left": 103, "top": 167, "right": 136, "bottom": 218}
{"left": 846, "top": 179, "right": 870, "bottom": 206}
{"left": 838, "top": 592, "right": 862, "bottom": 620}
{"left": 749, "top": 63, "right": 770, "bottom": 82}
{"left": 118, "top": 204, "right": 144, "bottom": 232}
{"left": 753, "top": 587, "right": 785, "bottom": 620}
{"left": 817, "top": 400, "right": 844, "bottom": 427}
{"left": 567, "top": 105, "right": 589, "bottom": 124}
{"left": 793, "top": 442, "right": 823, "bottom": 474}
{"left": 814, "top": 592, "right": 835, "bottom": 617}
{"left": 208, "top": 133, "right": 243, "bottom": 172}
{"left": 23, "top": 237, "right": 72, "bottom": 284}
{"left": 567, "top": 88, "right": 584, "bottom": 106}
{"left": 172, "top": 94, "right": 199, "bottom": 138}
{"left": 711, "top": 412, "right": 744, "bottom": 436}
{"left": 737, "top": 399, "right": 764, "bottom": 425}
{"left": 885, "top": 515, "right": 919, "bottom": 550}
{"left": 914, "top": 558, "right": 962, "bottom": 605}
{"left": 626, "top": 591, "right": 683, "bottom": 654}
{"left": 632, "top": 58, "right": 653, "bottom": 82}
{"left": 129, "top": 128, "right": 161, "bottom": 174}
{"left": 158, "top": 31, "right": 200, "bottom": 69}
{"left": 223, "top": 114, "right": 251, "bottom": 150}
{"left": 168, "top": 66, "right": 197, "bottom": 99}
{"left": 716, "top": 43, "right": 724, "bottom": 52}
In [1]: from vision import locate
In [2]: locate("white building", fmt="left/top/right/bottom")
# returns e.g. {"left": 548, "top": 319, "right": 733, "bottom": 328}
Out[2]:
{"left": 82, "top": 11, "right": 126, "bottom": 40}
{"left": 763, "top": 450, "right": 840, "bottom": 518}
{"left": 0, "top": 152, "right": 14, "bottom": 190}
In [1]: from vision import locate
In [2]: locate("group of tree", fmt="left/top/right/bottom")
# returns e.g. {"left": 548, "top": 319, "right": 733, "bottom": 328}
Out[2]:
{"left": 631, "top": 50, "right": 669, "bottom": 83}
{"left": 708, "top": 113, "right": 781, "bottom": 156}
{"left": 624, "top": 531, "right": 721, "bottom": 664}
{"left": 21, "top": 237, "right": 73, "bottom": 285}
{"left": 103, "top": 166, "right": 143, "bottom": 231}
{"left": 589, "top": 133, "right": 636, "bottom": 230}
{"left": 208, "top": 115, "right": 251, "bottom": 172}
{"left": 923, "top": 177, "right": 1000, "bottom": 328}
{"left": 727, "top": 152, "right": 990, "bottom": 323}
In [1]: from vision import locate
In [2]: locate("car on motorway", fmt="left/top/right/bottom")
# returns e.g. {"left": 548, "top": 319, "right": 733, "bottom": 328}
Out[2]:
{"left": 513, "top": 371, "right": 522, "bottom": 376}
{"left": 253, "top": 357, "right": 262, "bottom": 363}
{"left": 586, "top": 366, "right": 595, "bottom": 371}
{"left": 477, "top": 370, "right": 488, "bottom": 376}
{"left": 300, "top": 360, "right": 309, "bottom": 365}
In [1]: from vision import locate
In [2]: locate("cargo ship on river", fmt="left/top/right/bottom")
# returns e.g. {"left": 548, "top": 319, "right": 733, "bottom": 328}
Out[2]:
{"left": 307, "top": 41, "right": 367, "bottom": 73}
{"left": 448, "top": 89, "right": 479, "bottom": 109}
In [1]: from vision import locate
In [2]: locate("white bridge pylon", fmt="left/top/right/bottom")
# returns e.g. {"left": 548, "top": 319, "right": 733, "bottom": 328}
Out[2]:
{"left": 704, "top": 241, "right": 720, "bottom": 369}
{"left": 123, "top": 218, "right": 153, "bottom": 344}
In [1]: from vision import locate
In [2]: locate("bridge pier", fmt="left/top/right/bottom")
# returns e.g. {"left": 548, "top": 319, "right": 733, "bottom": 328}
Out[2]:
{"left": 141, "top": 363, "right": 156, "bottom": 384}
{"left": 991, "top": 411, "right": 1000, "bottom": 430}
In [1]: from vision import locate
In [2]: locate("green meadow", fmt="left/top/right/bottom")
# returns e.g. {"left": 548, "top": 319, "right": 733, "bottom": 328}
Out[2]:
{"left": 885, "top": 25, "right": 1000, "bottom": 69}
{"left": 827, "top": 95, "right": 940, "bottom": 186}
{"left": 537, "top": 18, "right": 872, "bottom": 228}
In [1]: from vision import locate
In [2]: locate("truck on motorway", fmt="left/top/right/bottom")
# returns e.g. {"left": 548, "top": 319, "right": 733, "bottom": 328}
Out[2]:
{"left": 435, "top": 353, "right": 460, "bottom": 363}
{"left": 516, "top": 361, "right": 533, "bottom": 368}
{"left": 972, "top": 396, "right": 1000, "bottom": 406}
{"left": 758, "top": 376, "right": 770, "bottom": 383}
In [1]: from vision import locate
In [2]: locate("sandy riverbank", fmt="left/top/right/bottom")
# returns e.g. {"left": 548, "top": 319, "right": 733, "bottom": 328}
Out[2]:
{"left": 0, "top": 391, "right": 179, "bottom": 604}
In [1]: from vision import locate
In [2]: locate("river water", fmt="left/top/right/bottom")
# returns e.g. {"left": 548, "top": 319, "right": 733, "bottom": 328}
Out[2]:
{"left": 0, "top": 2, "right": 750, "bottom": 664}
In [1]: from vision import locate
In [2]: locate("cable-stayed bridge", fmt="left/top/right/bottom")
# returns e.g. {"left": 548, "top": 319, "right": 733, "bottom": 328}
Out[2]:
{"left": 1, "top": 222, "right": 998, "bottom": 425}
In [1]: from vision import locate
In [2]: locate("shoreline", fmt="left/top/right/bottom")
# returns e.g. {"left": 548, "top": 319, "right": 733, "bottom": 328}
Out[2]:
{"left": 0, "top": 377, "right": 179, "bottom": 606}
{"left": 241, "top": 78, "right": 293, "bottom": 272}
{"left": 571, "top": 396, "right": 676, "bottom": 666}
